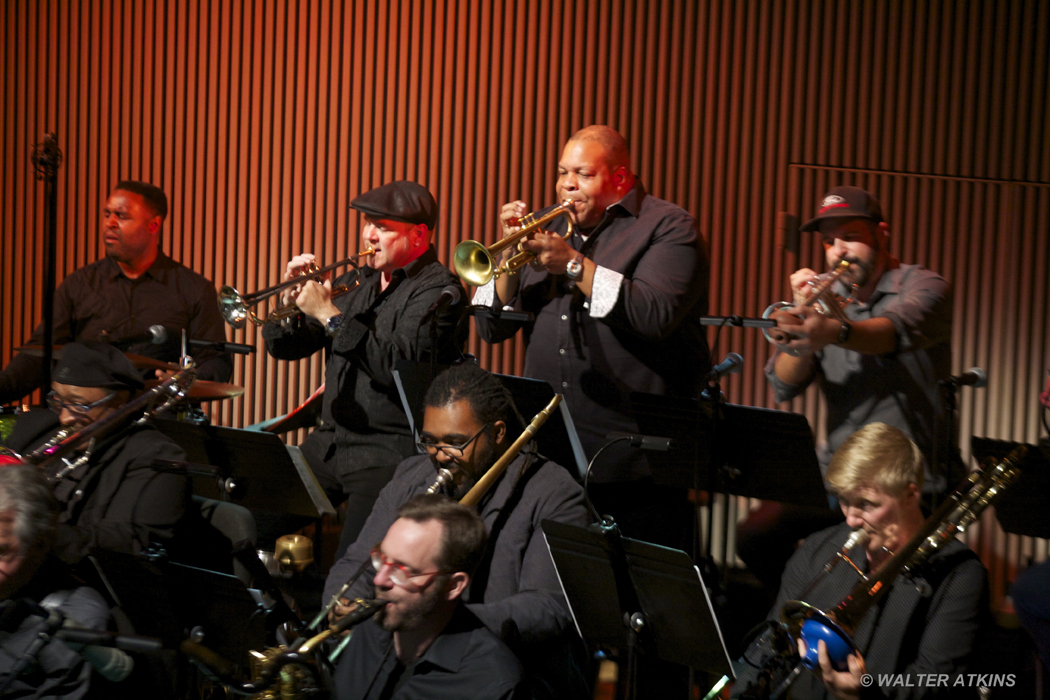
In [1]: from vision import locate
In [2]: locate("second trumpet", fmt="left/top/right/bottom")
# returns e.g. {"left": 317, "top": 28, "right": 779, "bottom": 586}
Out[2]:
{"left": 453, "top": 200, "right": 575, "bottom": 287}
{"left": 218, "top": 248, "right": 375, "bottom": 329}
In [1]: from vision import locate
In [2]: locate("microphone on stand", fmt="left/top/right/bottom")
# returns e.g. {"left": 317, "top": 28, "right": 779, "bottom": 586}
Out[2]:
{"left": 101, "top": 325, "right": 169, "bottom": 349}
{"left": 420, "top": 285, "right": 463, "bottom": 324}
{"left": 939, "top": 367, "right": 987, "bottom": 388}
{"left": 706, "top": 352, "right": 744, "bottom": 383}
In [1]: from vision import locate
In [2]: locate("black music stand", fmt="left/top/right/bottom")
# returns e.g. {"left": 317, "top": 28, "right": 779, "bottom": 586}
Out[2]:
{"left": 630, "top": 393, "right": 827, "bottom": 507}
{"left": 393, "top": 360, "right": 589, "bottom": 479}
{"left": 154, "top": 422, "right": 335, "bottom": 518}
{"left": 971, "top": 437, "right": 1050, "bottom": 539}
{"left": 87, "top": 550, "right": 268, "bottom": 668}
{"left": 542, "top": 519, "right": 734, "bottom": 697}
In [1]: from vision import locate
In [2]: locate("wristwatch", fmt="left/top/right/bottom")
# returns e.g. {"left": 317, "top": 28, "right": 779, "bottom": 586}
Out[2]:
{"left": 565, "top": 253, "right": 585, "bottom": 280}
{"left": 836, "top": 320, "right": 852, "bottom": 344}
{"left": 325, "top": 313, "right": 345, "bottom": 337}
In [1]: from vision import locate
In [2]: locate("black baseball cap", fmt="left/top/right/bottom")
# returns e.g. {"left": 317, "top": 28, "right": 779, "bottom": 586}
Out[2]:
{"left": 350, "top": 181, "right": 438, "bottom": 229}
{"left": 800, "top": 186, "right": 884, "bottom": 232}
{"left": 52, "top": 342, "right": 144, "bottom": 391}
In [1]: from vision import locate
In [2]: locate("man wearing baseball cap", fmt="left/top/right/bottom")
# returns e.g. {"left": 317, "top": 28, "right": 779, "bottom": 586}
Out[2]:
{"left": 3, "top": 342, "right": 189, "bottom": 565}
{"left": 741, "top": 185, "right": 954, "bottom": 592}
{"left": 264, "top": 181, "right": 466, "bottom": 556}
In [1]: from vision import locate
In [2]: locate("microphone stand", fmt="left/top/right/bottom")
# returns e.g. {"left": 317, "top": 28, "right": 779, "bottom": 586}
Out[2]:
{"left": 31, "top": 134, "right": 63, "bottom": 397}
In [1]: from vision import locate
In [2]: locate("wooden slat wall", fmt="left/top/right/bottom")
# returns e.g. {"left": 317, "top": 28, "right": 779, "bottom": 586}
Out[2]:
{"left": 3, "top": 0, "right": 1049, "bottom": 602}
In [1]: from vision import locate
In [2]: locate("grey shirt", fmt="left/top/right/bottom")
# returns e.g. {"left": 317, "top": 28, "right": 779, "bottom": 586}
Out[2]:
{"left": 764, "top": 264, "right": 952, "bottom": 492}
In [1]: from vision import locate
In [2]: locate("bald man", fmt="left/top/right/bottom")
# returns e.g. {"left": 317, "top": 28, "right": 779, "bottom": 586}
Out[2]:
{"left": 473, "top": 125, "right": 709, "bottom": 550}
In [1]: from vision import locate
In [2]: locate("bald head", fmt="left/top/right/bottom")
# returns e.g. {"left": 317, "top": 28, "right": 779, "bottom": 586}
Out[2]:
{"left": 567, "top": 125, "right": 632, "bottom": 173}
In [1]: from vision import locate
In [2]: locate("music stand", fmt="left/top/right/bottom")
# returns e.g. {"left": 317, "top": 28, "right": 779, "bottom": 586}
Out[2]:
{"left": 542, "top": 519, "right": 733, "bottom": 696}
{"left": 87, "top": 550, "right": 268, "bottom": 667}
{"left": 393, "top": 360, "right": 589, "bottom": 479}
{"left": 971, "top": 437, "right": 1050, "bottom": 539}
{"left": 630, "top": 393, "right": 827, "bottom": 508}
{"left": 154, "top": 421, "right": 335, "bottom": 518}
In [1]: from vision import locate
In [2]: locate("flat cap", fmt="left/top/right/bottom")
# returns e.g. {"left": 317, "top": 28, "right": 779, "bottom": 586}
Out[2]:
{"left": 800, "top": 186, "right": 884, "bottom": 232}
{"left": 350, "top": 181, "right": 438, "bottom": 229}
{"left": 53, "top": 342, "right": 144, "bottom": 391}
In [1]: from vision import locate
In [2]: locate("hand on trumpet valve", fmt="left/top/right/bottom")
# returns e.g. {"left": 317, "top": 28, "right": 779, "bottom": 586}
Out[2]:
{"left": 790, "top": 267, "right": 822, "bottom": 305}
{"left": 280, "top": 254, "right": 319, "bottom": 306}
{"left": 499, "top": 201, "right": 529, "bottom": 262}
{"left": 518, "top": 230, "right": 577, "bottom": 275}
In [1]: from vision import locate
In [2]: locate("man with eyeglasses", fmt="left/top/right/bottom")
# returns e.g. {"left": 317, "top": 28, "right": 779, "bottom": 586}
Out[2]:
{"left": 2, "top": 342, "right": 188, "bottom": 565}
{"left": 333, "top": 494, "right": 524, "bottom": 699}
{"left": 323, "top": 362, "right": 590, "bottom": 699}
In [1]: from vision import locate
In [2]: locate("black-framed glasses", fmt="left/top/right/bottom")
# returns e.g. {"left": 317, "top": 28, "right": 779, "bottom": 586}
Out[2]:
{"left": 416, "top": 423, "right": 490, "bottom": 459}
{"left": 370, "top": 545, "right": 448, "bottom": 588}
{"left": 46, "top": 390, "right": 117, "bottom": 417}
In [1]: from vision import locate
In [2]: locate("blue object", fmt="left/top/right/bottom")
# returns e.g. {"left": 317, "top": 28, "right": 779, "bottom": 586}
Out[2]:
{"left": 800, "top": 618, "right": 854, "bottom": 672}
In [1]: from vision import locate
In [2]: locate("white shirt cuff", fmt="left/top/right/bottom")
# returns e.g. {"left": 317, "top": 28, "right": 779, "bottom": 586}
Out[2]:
{"left": 473, "top": 279, "right": 496, "bottom": 307}
{"left": 589, "top": 265, "right": 623, "bottom": 318}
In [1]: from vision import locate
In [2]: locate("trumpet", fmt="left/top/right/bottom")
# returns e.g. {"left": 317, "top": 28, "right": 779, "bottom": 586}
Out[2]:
{"left": 453, "top": 200, "right": 575, "bottom": 287}
{"left": 218, "top": 248, "right": 375, "bottom": 329}
{"left": 761, "top": 260, "right": 857, "bottom": 353}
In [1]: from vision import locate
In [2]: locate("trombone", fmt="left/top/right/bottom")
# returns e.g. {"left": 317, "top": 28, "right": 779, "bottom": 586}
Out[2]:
{"left": 453, "top": 200, "right": 575, "bottom": 287}
{"left": 218, "top": 248, "right": 375, "bottom": 329}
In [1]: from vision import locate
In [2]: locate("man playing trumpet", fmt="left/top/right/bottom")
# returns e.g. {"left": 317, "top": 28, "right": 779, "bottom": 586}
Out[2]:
{"left": 263, "top": 181, "right": 466, "bottom": 556}
{"left": 742, "top": 186, "right": 955, "bottom": 594}
{"left": 472, "top": 125, "right": 709, "bottom": 554}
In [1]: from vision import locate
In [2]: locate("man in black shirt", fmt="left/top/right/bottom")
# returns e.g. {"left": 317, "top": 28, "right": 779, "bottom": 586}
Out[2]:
{"left": 473, "top": 126, "right": 709, "bottom": 550}
{"left": 334, "top": 494, "right": 524, "bottom": 700}
{"left": 264, "top": 181, "right": 466, "bottom": 555}
{"left": 0, "top": 180, "right": 232, "bottom": 405}
{"left": 4, "top": 342, "right": 188, "bottom": 565}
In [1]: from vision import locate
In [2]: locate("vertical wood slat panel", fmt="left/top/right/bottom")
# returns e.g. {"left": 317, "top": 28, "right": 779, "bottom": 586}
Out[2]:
{"left": 2, "top": 0, "right": 1049, "bottom": 604}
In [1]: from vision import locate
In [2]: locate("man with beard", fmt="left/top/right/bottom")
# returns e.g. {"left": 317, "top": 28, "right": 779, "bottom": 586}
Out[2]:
{"left": 741, "top": 186, "right": 954, "bottom": 593}
{"left": 0, "top": 180, "right": 232, "bottom": 405}
{"left": 323, "top": 363, "right": 590, "bottom": 699}
{"left": 333, "top": 494, "right": 524, "bottom": 699}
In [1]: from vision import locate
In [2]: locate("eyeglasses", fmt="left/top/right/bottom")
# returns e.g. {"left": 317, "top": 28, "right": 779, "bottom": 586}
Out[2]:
{"left": 370, "top": 546, "right": 448, "bottom": 588}
{"left": 416, "top": 423, "right": 490, "bottom": 459}
{"left": 46, "top": 390, "right": 117, "bottom": 417}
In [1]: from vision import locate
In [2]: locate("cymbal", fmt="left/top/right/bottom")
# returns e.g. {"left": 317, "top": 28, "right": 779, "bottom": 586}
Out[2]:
{"left": 16, "top": 345, "right": 180, "bottom": 372}
{"left": 145, "top": 379, "right": 245, "bottom": 401}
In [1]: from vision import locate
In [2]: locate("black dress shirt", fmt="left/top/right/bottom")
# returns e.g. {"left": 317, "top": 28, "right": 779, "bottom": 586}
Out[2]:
{"left": 0, "top": 252, "right": 233, "bottom": 404}
{"left": 335, "top": 605, "right": 525, "bottom": 700}
{"left": 263, "top": 246, "right": 466, "bottom": 485}
{"left": 475, "top": 183, "right": 710, "bottom": 482}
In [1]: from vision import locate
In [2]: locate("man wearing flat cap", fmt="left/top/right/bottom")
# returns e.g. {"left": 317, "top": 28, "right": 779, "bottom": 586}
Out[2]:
{"left": 740, "top": 185, "right": 955, "bottom": 592}
{"left": 264, "top": 181, "right": 466, "bottom": 556}
{"left": 3, "top": 342, "right": 189, "bottom": 565}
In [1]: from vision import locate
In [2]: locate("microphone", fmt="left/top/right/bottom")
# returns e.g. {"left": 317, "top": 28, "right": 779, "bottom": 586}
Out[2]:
{"left": 188, "top": 339, "right": 255, "bottom": 355}
{"left": 939, "top": 367, "right": 987, "bottom": 388}
{"left": 102, "top": 324, "right": 168, "bottom": 349}
{"left": 606, "top": 432, "right": 675, "bottom": 451}
{"left": 706, "top": 352, "right": 744, "bottom": 383}
{"left": 420, "top": 285, "right": 463, "bottom": 324}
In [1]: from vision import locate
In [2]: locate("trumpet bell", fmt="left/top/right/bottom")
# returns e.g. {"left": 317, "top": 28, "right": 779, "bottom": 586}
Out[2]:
{"left": 454, "top": 239, "right": 498, "bottom": 287}
{"left": 218, "top": 285, "right": 251, "bottom": 329}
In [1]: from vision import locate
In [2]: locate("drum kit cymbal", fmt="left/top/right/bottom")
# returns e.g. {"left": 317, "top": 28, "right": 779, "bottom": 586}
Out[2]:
{"left": 16, "top": 345, "right": 245, "bottom": 402}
